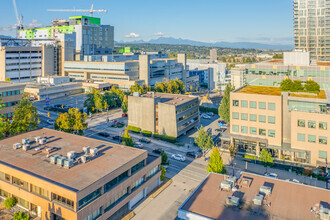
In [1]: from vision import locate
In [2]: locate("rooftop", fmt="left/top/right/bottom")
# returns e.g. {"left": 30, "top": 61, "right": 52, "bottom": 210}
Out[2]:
{"left": 139, "top": 92, "right": 197, "bottom": 105}
{"left": 0, "top": 128, "right": 148, "bottom": 191}
{"left": 180, "top": 172, "right": 330, "bottom": 220}
{"left": 0, "top": 82, "right": 25, "bottom": 89}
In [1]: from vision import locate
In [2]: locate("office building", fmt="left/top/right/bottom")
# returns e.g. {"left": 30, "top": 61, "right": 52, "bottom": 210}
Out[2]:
{"left": 210, "top": 48, "right": 217, "bottom": 62}
{"left": 0, "top": 82, "right": 25, "bottom": 119}
{"left": 230, "top": 85, "right": 329, "bottom": 166}
{"left": 0, "top": 128, "right": 161, "bottom": 220}
{"left": 178, "top": 172, "right": 330, "bottom": 220}
{"left": 128, "top": 92, "right": 199, "bottom": 137}
{"left": 294, "top": 0, "right": 330, "bottom": 62}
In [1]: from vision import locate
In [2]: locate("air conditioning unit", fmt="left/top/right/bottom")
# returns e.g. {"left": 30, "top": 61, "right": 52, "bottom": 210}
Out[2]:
{"left": 253, "top": 194, "right": 264, "bottom": 206}
{"left": 260, "top": 186, "right": 272, "bottom": 196}
{"left": 34, "top": 136, "right": 41, "bottom": 143}
{"left": 22, "top": 144, "right": 30, "bottom": 151}
{"left": 226, "top": 196, "right": 240, "bottom": 207}
{"left": 13, "top": 143, "right": 21, "bottom": 150}
{"left": 50, "top": 155, "right": 59, "bottom": 164}
{"left": 22, "top": 138, "right": 30, "bottom": 145}
{"left": 90, "top": 148, "right": 98, "bottom": 156}
{"left": 220, "top": 180, "right": 233, "bottom": 191}
{"left": 81, "top": 155, "right": 90, "bottom": 163}
{"left": 39, "top": 138, "right": 46, "bottom": 145}
{"left": 63, "top": 159, "right": 74, "bottom": 169}
{"left": 83, "top": 146, "right": 90, "bottom": 154}
{"left": 67, "top": 151, "right": 76, "bottom": 160}
{"left": 57, "top": 157, "right": 66, "bottom": 167}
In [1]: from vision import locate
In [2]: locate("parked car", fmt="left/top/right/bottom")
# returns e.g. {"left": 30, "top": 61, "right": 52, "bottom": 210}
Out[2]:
{"left": 171, "top": 154, "right": 186, "bottom": 161}
{"left": 112, "top": 136, "right": 122, "bottom": 141}
{"left": 201, "top": 114, "right": 211, "bottom": 119}
{"left": 122, "top": 113, "right": 128, "bottom": 117}
{"left": 152, "top": 148, "right": 163, "bottom": 154}
{"left": 98, "top": 132, "right": 110, "bottom": 137}
{"left": 139, "top": 138, "right": 151, "bottom": 143}
{"left": 285, "top": 179, "right": 301, "bottom": 184}
{"left": 186, "top": 151, "right": 201, "bottom": 159}
{"left": 134, "top": 142, "right": 143, "bottom": 149}
{"left": 46, "top": 119, "right": 54, "bottom": 125}
{"left": 207, "top": 112, "right": 215, "bottom": 116}
{"left": 264, "top": 173, "right": 278, "bottom": 179}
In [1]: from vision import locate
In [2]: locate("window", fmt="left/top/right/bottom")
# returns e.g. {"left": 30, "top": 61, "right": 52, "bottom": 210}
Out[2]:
{"left": 268, "top": 130, "right": 275, "bottom": 137}
{"left": 319, "top": 122, "right": 327, "bottom": 130}
{"left": 268, "top": 116, "right": 275, "bottom": 124}
{"left": 131, "top": 160, "right": 145, "bottom": 175}
{"left": 30, "top": 184, "right": 49, "bottom": 198}
{"left": 268, "top": 103, "right": 275, "bottom": 110}
{"left": 259, "top": 115, "right": 266, "bottom": 123}
{"left": 250, "top": 114, "right": 257, "bottom": 122}
{"left": 103, "top": 188, "right": 128, "bottom": 213}
{"left": 319, "top": 151, "right": 327, "bottom": 159}
{"left": 52, "top": 193, "right": 74, "bottom": 209}
{"left": 131, "top": 177, "right": 144, "bottom": 191}
{"left": 233, "top": 100, "right": 239, "bottom": 107}
{"left": 241, "top": 100, "right": 248, "bottom": 108}
{"left": 308, "top": 135, "right": 316, "bottom": 143}
{"left": 298, "top": 120, "right": 305, "bottom": 127}
{"left": 0, "top": 171, "right": 10, "bottom": 182}
{"left": 104, "top": 171, "right": 128, "bottom": 193}
{"left": 259, "top": 102, "right": 266, "bottom": 109}
{"left": 319, "top": 136, "right": 327, "bottom": 145}
{"left": 0, "top": 189, "right": 10, "bottom": 198}
{"left": 241, "top": 126, "right": 248, "bottom": 133}
{"left": 308, "top": 121, "right": 316, "bottom": 128}
{"left": 12, "top": 177, "right": 28, "bottom": 190}
{"left": 78, "top": 188, "right": 102, "bottom": 209}
{"left": 232, "top": 125, "right": 239, "bottom": 132}
{"left": 84, "top": 207, "right": 102, "bottom": 220}
{"left": 250, "top": 127, "right": 257, "bottom": 134}
{"left": 146, "top": 166, "right": 159, "bottom": 179}
{"left": 250, "top": 101, "right": 257, "bottom": 108}
{"left": 259, "top": 129, "right": 266, "bottom": 136}
{"left": 241, "top": 113, "right": 248, "bottom": 120}
{"left": 232, "top": 112, "right": 239, "bottom": 119}
{"left": 13, "top": 196, "right": 29, "bottom": 209}
{"left": 297, "top": 133, "right": 305, "bottom": 142}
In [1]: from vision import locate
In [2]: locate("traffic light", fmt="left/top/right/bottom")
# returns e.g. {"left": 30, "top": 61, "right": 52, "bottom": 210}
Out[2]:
{"left": 61, "top": 105, "right": 64, "bottom": 109}
{"left": 92, "top": 107, "right": 94, "bottom": 111}
{"left": 47, "top": 112, "right": 50, "bottom": 117}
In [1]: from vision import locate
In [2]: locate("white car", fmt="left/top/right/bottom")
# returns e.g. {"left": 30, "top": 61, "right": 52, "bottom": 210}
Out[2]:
{"left": 264, "top": 173, "right": 278, "bottom": 179}
{"left": 171, "top": 154, "right": 186, "bottom": 161}
{"left": 207, "top": 112, "right": 215, "bottom": 116}
{"left": 285, "top": 179, "right": 301, "bottom": 184}
{"left": 46, "top": 119, "right": 54, "bottom": 125}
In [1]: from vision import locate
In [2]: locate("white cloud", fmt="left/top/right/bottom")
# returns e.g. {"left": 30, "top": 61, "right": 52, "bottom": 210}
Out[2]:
{"left": 0, "top": 19, "right": 42, "bottom": 32}
{"left": 125, "top": 32, "right": 140, "bottom": 38}
{"left": 153, "top": 32, "right": 164, "bottom": 36}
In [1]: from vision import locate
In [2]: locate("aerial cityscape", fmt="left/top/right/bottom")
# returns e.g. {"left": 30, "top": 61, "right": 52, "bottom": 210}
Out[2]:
{"left": 0, "top": 0, "right": 329, "bottom": 220}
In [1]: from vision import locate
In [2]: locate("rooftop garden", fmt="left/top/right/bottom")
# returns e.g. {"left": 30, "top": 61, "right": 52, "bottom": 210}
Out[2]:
{"left": 237, "top": 85, "right": 282, "bottom": 96}
{"left": 280, "top": 78, "right": 326, "bottom": 99}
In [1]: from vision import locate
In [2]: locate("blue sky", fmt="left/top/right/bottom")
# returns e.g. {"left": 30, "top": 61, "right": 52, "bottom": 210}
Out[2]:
{"left": 0, "top": 0, "right": 293, "bottom": 45}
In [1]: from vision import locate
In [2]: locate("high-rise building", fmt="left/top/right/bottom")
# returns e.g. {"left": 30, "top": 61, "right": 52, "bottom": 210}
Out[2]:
{"left": 294, "top": 0, "right": 330, "bottom": 62}
{"left": 210, "top": 48, "right": 217, "bottom": 62}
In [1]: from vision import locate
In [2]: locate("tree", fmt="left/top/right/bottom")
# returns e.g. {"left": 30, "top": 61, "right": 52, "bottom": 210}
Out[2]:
{"left": 0, "top": 99, "right": 10, "bottom": 139}
{"left": 130, "top": 83, "right": 145, "bottom": 94}
{"left": 154, "top": 81, "right": 167, "bottom": 93}
{"left": 122, "top": 129, "right": 134, "bottom": 147}
{"left": 161, "top": 150, "right": 169, "bottom": 165}
{"left": 228, "top": 144, "right": 238, "bottom": 165}
{"left": 292, "top": 80, "right": 303, "bottom": 92}
{"left": 304, "top": 79, "right": 320, "bottom": 92}
{"left": 259, "top": 149, "right": 273, "bottom": 173}
{"left": 11, "top": 98, "right": 39, "bottom": 135}
{"left": 218, "top": 83, "right": 234, "bottom": 123}
{"left": 14, "top": 211, "right": 30, "bottom": 220}
{"left": 194, "top": 125, "right": 213, "bottom": 157}
{"left": 160, "top": 165, "right": 166, "bottom": 181}
{"left": 222, "top": 57, "right": 226, "bottom": 62}
{"left": 280, "top": 78, "right": 293, "bottom": 91}
{"left": 55, "top": 108, "right": 87, "bottom": 135}
{"left": 207, "top": 147, "right": 226, "bottom": 174}
{"left": 4, "top": 197, "right": 16, "bottom": 208}
{"left": 121, "top": 95, "right": 128, "bottom": 114}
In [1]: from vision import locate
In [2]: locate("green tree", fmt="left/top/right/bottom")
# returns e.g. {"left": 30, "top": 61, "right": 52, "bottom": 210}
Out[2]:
{"left": 130, "top": 83, "right": 145, "bottom": 94}
{"left": 280, "top": 78, "right": 293, "bottom": 91}
{"left": 228, "top": 144, "right": 238, "bottom": 165}
{"left": 259, "top": 149, "right": 274, "bottom": 173}
{"left": 122, "top": 129, "right": 134, "bottom": 147}
{"left": 160, "top": 165, "right": 166, "bottom": 181}
{"left": 218, "top": 83, "right": 234, "bottom": 123}
{"left": 222, "top": 57, "right": 226, "bottom": 62}
{"left": 55, "top": 108, "right": 87, "bottom": 135}
{"left": 0, "top": 99, "right": 10, "bottom": 139}
{"left": 304, "top": 79, "right": 320, "bottom": 92}
{"left": 4, "top": 197, "right": 16, "bottom": 208}
{"left": 207, "top": 147, "right": 226, "bottom": 174}
{"left": 11, "top": 98, "right": 39, "bottom": 135}
{"left": 14, "top": 211, "right": 30, "bottom": 220}
{"left": 292, "top": 80, "right": 303, "bottom": 92}
{"left": 154, "top": 81, "right": 167, "bottom": 93}
{"left": 194, "top": 125, "right": 213, "bottom": 157}
{"left": 252, "top": 57, "right": 256, "bottom": 63}
{"left": 121, "top": 95, "right": 128, "bottom": 114}
{"left": 161, "top": 150, "right": 169, "bottom": 165}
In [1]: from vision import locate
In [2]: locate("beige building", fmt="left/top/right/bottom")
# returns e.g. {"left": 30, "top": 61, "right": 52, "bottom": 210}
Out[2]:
{"left": 128, "top": 92, "right": 199, "bottom": 137}
{"left": 230, "top": 85, "right": 329, "bottom": 167}
{"left": 0, "top": 82, "right": 25, "bottom": 118}
{"left": 0, "top": 128, "right": 161, "bottom": 220}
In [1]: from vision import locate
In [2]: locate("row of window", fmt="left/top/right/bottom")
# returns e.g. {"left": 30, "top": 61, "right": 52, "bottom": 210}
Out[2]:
{"left": 297, "top": 133, "right": 328, "bottom": 145}
{"left": 232, "top": 125, "right": 276, "bottom": 137}
{"left": 232, "top": 112, "right": 276, "bottom": 124}
{"left": 6, "top": 67, "right": 41, "bottom": 72}
{"left": 176, "top": 101, "right": 198, "bottom": 114}
{"left": 298, "top": 120, "right": 327, "bottom": 130}
{"left": 0, "top": 190, "right": 29, "bottom": 210}
{"left": 1, "top": 90, "right": 24, "bottom": 97}
{"left": 233, "top": 100, "right": 276, "bottom": 110}
{"left": 52, "top": 193, "right": 74, "bottom": 209}
{"left": 2, "top": 101, "right": 19, "bottom": 108}
{"left": 6, "top": 56, "right": 41, "bottom": 60}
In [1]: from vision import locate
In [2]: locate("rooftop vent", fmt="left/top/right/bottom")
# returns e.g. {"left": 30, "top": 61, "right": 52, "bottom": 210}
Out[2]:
{"left": 226, "top": 196, "right": 240, "bottom": 207}
{"left": 227, "top": 177, "right": 237, "bottom": 185}
{"left": 50, "top": 155, "right": 59, "bottom": 164}
{"left": 13, "top": 143, "right": 21, "bottom": 150}
{"left": 34, "top": 136, "right": 41, "bottom": 143}
{"left": 220, "top": 180, "right": 233, "bottom": 191}
{"left": 90, "top": 148, "right": 98, "bottom": 156}
{"left": 63, "top": 159, "right": 73, "bottom": 169}
{"left": 253, "top": 194, "right": 264, "bottom": 206}
{"left": 67, "top": 151, "right": 76, "bottom": 160}
{"left": 22, "top": 144, "right": 30, "bottom": 151}
{"left": 83, "top": 146, "right": 90, "bottom": 154}
{"left": 81, "top": 155, "right": 90, "bottom": 163}
{"left": 57, "top": 157, "right": 66, "bottom": 167}
{"left": 22, "top": 138, "right": 30, "bottom": 145}
{"left": 39, "top": 138, "right": 46, "bottom": 145}
{"left": 260, "top": 185, "right": 272, "bottom": 196}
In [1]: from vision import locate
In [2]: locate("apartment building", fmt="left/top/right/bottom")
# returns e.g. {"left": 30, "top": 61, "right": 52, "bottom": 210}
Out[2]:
{"left": 128, "top": 92, "right": 199, "bottom": 137}
{"left": 230, "top": 85, "right": 329, "bottom": 166}
{"left": 0, "top": 128, "right": 161, "bottom": 220}
{"left": 0, "top": 82, "right": 25, "bottom": 119}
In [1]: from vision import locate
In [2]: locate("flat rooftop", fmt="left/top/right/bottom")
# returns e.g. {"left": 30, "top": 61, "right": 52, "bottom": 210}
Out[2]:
{"left": 0, "top": 128, "right": 147, "bottom": 191}
{"left": 180, "top": 172, "right": 330, "bottom": 220}
{"left": 0, "top": 82, "right": 25, "bottom": 88}
{"left": 139, "top": 92, "right": 197, "bottom": 105}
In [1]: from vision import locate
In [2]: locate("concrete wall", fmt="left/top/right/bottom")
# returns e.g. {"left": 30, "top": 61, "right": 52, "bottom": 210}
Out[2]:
{"left": 139, "top": 55, "right": 150, "bottom": 86}
{"left": 158, "top": 103, "right": 177, "bottom": 137}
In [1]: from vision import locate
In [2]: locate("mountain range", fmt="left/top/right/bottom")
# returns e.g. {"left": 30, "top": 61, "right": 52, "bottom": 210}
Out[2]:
{"left": 116, "top": 37, "right": 293, "bottom": 50}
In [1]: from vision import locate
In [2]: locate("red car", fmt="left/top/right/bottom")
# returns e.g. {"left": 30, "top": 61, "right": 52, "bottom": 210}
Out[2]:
{"left": 122, "top": 113, "right": 128, "bottom": 117}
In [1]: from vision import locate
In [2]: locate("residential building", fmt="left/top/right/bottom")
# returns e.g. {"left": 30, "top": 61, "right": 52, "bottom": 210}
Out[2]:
{"left": 230, "top": 85, "right": 329, "bottom": 166}
{"left": 0, "top": 82, "right": 25, "bottom": 119}
{"left": 0, "top": 128, "right": 161, "bottom": 220}
{"left": 209, "top": 48, "right": 217, "bottom": 62}
{"left": 128, "top": 92, "right": 199, "bottom": 137}
{"left": 178, "top": 172, "right": 330, "bottom": 220}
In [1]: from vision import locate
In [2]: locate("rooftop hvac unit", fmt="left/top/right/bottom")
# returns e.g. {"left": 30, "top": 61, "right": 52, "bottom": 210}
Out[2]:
{"left": 227, "top": 177, "right": 237, "bottom": 185}
{"left": 260, "top": 186, "right": 272, "bottom": 196}
{"left": 133, "top": 92, "right": 140, "bottom": 97}
{"left": 67, "top": 151, "right": 76, "bottom": 160}
{"left": 50, "top": 155, "right": 59, "bottom": 164}
{"left": 320, "top": 203, "right": 330, "bottom": 215}
{"left": 226, "top": 196, "right": 240, "bottom": 207}
{"left": 90, "top": 148, "right": 98, "bottom": 156}
{"left": 22, "top": 138, "right": 30, "bottom": 145}
{"left": 39, "top": 138, "right": 46, "bottom": 145}
{"left": 13, "top": 143, "right": 21, "bottom": 150}
{"left": 81, "top": 155, "right": 90, "bottom": 163}
{"left": 34, "top": 136, "right": 41, "bottom": 143}
{"left": 63, "top": 159, "right": 74, "bottom": 169}
{"left": 57, "top": 157, "right": 66, "bottom": 167}
{"left": 253, "top": 194, "right": 264, "bottom": 206}
{"left": 220, "top": 180, "right": 233, "bottom": 191}
{"left": 83, "top": 146, "right": 90, "bottom": 154}
{"left": 22, "top": 144, "right": 30, "bottom": 151}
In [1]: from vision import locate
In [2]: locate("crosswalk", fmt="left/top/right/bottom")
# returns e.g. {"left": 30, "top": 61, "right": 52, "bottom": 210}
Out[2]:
{"left": 167, "top": 160, "right": 208, "bottom": 183}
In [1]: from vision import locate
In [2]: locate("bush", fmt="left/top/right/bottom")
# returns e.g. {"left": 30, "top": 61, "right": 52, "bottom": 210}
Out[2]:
{"left": 142, "top": 130, "right": 152, "bottom": 137}
{"left": 4, "top": 197, "right": 17, "bottom": 208}
{"left": 14, "top": 211, "right": 30, "bottom": 220}
{"left": 305, "top": 80, "right": 320, "bottom": 92}
{"left": 280, "top": 78, "right": 293, "bottom": 91}
{"left": 127, "top": 125, "right": 141, "bottom": 133}
{"left": 199, "top": 106, "right": 218, "bottom": 114}
{"left": 159, "top": 135, "right": 177, "bottom": 143}
{"left": 153, "top": 133, "right": 160, "bottom": 139}
{"left": 244, "top": 154, "right": 257, "bottom": 160}
{"left": 161, "top": 150, "right": 170, "bottom": 165}
{"left": 292, "top": 80, "right": 303, "bottom": 92}
{"left": 160, "top": 165, "right": 166, "bottom": 181}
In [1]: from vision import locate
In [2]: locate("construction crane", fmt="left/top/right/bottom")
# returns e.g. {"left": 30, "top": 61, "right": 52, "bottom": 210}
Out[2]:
{"left": 12, "top": 0, "right": 23, "bottom": 31}
{"left": 47, "top": 4, "right": 107, "bottom": 17}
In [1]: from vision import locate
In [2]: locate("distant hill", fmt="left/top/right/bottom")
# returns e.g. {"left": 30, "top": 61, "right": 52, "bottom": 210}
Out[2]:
{"left": 116, "top": 37, "right": 293, "bottom": 50}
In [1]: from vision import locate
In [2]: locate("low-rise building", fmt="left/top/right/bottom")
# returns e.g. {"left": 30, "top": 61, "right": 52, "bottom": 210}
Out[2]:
{"left": 178, "top": 172, "right": 330, "bottom": 220}
{"left": 0, "top": 128, "right": 161, "bottom": 220}
{"left": 128, "top": 92, "right": 199, "bottom": 137}
{"left": 230, "top": 85, "right": 329, "bottom": 166}
{"left": 0, "top": 82, "right": 25, "bottom": 119}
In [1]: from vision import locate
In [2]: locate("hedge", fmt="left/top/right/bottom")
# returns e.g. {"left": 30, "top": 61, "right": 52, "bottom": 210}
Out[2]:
{"left": 244, "top": 154, "right": 257, "bottom": 160}
{"left": 153, "top": 133, "right": 177, "bottom": 143}
{"left": 199, "top": 106, "right": 218, "bottom": 114}
{"left": 142, "top": 130, "right": 152, "bottom": 137}
{"left": 127, "top": 125, "right": 141, "bottom": 133}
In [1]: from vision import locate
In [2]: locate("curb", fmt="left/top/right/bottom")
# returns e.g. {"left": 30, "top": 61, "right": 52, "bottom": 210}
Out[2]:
{"left": 148, "top": 179, "right": 173, "bottom": 199}
{"left": 122, "top": 211, "right": 135, "bottom": 220}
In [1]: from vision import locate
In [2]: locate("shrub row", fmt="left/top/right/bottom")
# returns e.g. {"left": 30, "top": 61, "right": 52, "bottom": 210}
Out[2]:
{"left": 142, "top": 130, "right": 152, "bottom": 137}
{"left": 127, "top": 125, "right": 141, "bottom": 133}
{"left": 153, "top": 133, "right": 177, "bottom": 143}
{"left": 199, "top": 106, "right": 218, "bottom": 114}
{"left": 244, "top": 154, "right": 257, "bottom": 160}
